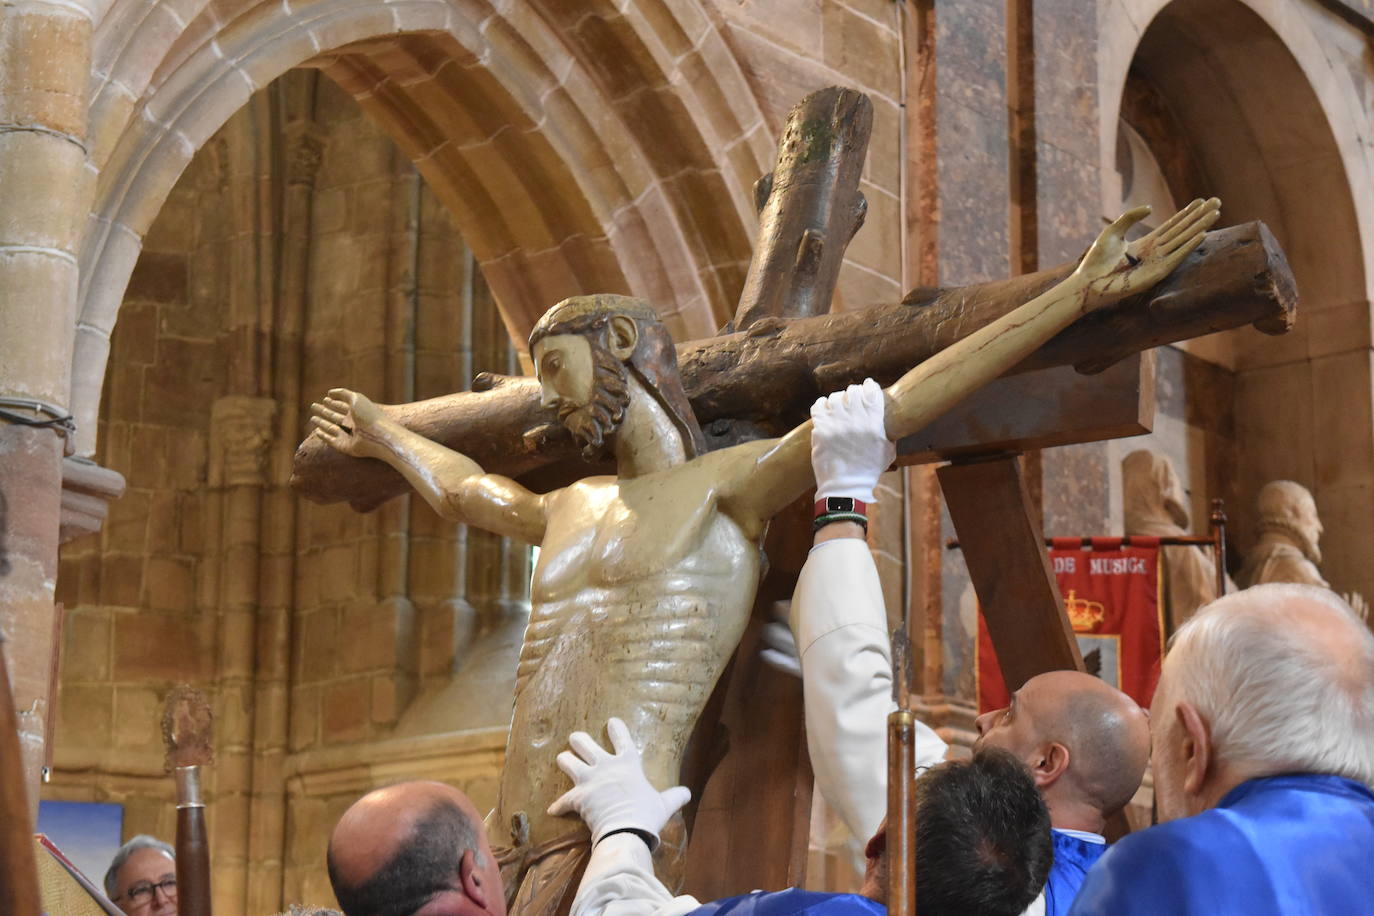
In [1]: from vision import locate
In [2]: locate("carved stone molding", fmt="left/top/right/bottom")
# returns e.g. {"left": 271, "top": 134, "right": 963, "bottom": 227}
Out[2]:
{"left": 59, "top": 457, "right": 127, "bottom": 544}
{"left": 284, "top": 727, "right": 508, "bottom": 798}
{"left": 285, "top": 130, "right": 326, "bottom": 187}
{"left": 208, "top": 396, "right": 278, "bottom": 488}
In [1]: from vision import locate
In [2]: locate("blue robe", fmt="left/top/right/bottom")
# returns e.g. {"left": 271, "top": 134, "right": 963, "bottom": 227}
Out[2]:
{"left": 1069, "top": 773, "right": 1374, "bottom": 915}
{"left": 1044, "top": 830, "right": 1106, "bottom": 916}
{"left": 688, "top": 889, "right": 884, "bottom": 916}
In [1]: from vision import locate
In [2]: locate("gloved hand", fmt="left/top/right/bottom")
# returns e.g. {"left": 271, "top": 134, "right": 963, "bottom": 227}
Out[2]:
{"left": 547, "top": 717, "right": 691, "bottom": 847}
{"left": 759, "top": 599, "right": 801, "bottom": 678}
{"left": 811, "top": 378, "right": 895, "bottom": 503}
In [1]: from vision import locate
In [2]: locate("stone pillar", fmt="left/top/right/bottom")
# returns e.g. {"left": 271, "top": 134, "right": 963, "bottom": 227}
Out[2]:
{"left": 244, "top": 118, "right": 323, "bottom": 916}
{"left": 207, "top": 394, "right": 277, "bottom": 914}
{"left": 0, "top": 0, "right": 93, "bottom": 814}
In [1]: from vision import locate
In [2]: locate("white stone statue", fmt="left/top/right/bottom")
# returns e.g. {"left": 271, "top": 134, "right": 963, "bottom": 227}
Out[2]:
{"left": 1121, "top": 449, "right": 1224, "bottom": 633}
{"left": 1239, "top": 480, "right": 1367, "bottom": 620}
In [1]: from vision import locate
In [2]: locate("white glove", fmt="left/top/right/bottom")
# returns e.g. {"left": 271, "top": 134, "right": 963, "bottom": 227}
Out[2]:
{"left": 760, "top": 600, "right": 801, "bottom": 678}
{"left": 547, "top": 717, "right": 691, "bottom": 846}
{"left": 810, "top": 378, "right": 895, "bottom": 503}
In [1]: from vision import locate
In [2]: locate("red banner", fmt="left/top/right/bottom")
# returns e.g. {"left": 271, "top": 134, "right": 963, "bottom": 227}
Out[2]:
{"left": 977, "top": 538, "right": 1164, "bottom": 712}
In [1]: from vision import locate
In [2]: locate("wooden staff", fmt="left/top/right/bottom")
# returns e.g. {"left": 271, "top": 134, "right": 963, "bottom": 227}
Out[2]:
{"left": 162, "top": 686, "right": 213, "bottom": 916}
{"left": 1209, "top": 499, "right": 1228, "bottom": 598}
{"left": 0, "top": 632, "right": 42, "bottom": 915}
{"left": 887, "top": 628, "right": 917, "bottom": 916}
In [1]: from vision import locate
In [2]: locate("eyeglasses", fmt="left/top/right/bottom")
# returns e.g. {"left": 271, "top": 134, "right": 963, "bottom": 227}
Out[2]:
{"left": 118, "top": 877, "right": 178, "bottom": 908}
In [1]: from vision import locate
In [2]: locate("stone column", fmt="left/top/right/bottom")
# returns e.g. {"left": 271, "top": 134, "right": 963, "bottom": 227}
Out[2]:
{"left": 207, "top": 394, "right": 276, "bottom": 914}
{"left": 244, "top": 116, "right": 323, "bottom": 916}
{"left": 0, "top": 0, "right": 93, "bottom": 814}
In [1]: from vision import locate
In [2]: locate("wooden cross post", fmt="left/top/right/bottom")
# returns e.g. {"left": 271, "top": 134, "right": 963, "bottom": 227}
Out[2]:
{"left": 291, "top": 87, "right": 1296, "bottom": 894}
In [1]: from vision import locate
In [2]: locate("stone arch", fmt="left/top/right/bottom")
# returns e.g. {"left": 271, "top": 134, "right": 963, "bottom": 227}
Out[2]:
{"left": 1097, "top": 0, "right": 1374, "bottom": 601}
{"left": 73, "top": 0, "right": 770, "bottom": 454}
{"left": 1098, "top": 0, "right": 1370, "bottom": 310}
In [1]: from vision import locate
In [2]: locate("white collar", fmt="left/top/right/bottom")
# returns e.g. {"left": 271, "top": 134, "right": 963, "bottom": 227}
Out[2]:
{"left": 1053, "top": 827, "right": 1106, "bottom": 845}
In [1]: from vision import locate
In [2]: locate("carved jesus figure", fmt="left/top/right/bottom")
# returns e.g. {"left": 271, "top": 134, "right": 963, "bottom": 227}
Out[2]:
{"left": 309, "top": 199, "right": 1219, "bottom": 911}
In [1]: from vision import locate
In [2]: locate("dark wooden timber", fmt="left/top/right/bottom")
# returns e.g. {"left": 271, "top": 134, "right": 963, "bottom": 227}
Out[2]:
{"left": 292, "top": 221, "right": 1294, "bottom": 510}
{"left": 682, "top": 495, "right": 815, "bottom": 899}
{"left": 937, "top": 455, "right": 1084, "bottom": 685}
{"left": 899, "top": 351, "right": 1154, "bottom": 464}
{"left": 729, "top": 88, "right": 871, "bottom": 330}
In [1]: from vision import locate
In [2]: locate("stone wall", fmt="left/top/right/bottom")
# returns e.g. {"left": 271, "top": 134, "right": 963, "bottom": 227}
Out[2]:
{"left": 50, "top": 72, "right": 527, "bottom": 911}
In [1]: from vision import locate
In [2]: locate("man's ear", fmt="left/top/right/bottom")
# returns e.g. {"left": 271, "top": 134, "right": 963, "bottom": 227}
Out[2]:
{"left": 1177, "top": 700, "right": 1211, "bottom": 802}
{"left": 459, "top": 849, "right": 490, "bottom": 911}
{"left": 606, "top": 314, "right": 639, "bottom": 359}
{"left": 1031, "top": 742, "right": 1070, "bottom": 790}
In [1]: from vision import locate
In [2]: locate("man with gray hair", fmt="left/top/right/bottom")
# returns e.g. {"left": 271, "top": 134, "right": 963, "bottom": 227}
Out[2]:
{"left": 1070, "top": 583, "right": 1374, "bottom": 914}
{"left": 104, "top": 835, "right": 177, "bottom": 915}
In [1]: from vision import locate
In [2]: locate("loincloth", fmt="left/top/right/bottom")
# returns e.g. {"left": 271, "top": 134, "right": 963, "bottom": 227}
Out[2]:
{"left": 495, "top": 828, "right": 592, "bottom": 916}
{"left": 494, "top": 815, "right": 688, "bottom": 916}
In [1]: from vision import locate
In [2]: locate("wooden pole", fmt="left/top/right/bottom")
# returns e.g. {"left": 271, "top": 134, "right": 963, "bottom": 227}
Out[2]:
{"left": 174, "top": 767, "right": 212, "bottom": 916}
{"left": 1210, "top": 499, "right": 1228, "bottom": 598}
{"left": 163, "top": 686, "right": 214, "bottom": 915}
{"left": 887, "top": 628, "right": 917, "bottom": 916}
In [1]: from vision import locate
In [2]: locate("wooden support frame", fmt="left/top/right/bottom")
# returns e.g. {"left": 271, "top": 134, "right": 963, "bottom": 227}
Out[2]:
{"left": 937, "top": 455, "right": 1085, "bottom": 687}
{"left": 900, "top": 352, "right": 1154, "bottom": 465}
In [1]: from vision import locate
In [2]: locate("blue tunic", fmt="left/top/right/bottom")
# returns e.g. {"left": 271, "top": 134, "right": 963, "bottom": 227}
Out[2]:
{"left": 688, "top": 889, "right": 884, "bottom": 916}
{"left": 1069, "top": 773, "right": 1374, "bottom": 915}
{"left": 1044, "top": 831, "right": 1106, "bottom": 916}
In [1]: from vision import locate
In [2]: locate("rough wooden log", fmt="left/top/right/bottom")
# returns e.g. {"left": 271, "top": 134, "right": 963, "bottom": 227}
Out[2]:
{"left": 730, "top": 88, "right": 871, "bottom": 330}
{"left": 291, "top": 220, "right": 1295, "bottom": 510}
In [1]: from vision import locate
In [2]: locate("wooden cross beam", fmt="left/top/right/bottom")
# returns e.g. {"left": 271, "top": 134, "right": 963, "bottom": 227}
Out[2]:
{"left": 290, "top": 220, "right": 1292, "bottom": 508}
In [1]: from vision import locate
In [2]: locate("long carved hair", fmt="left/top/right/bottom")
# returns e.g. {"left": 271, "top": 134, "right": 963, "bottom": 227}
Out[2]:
{"left": 529, "top": 294, "right": 707, "bottom": 459}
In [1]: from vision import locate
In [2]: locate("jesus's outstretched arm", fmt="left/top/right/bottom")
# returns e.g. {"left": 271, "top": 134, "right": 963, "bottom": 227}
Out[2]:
{"left": 720, "top": 198, "right": 1221, "bottom": 525}
{"left": 310, "top": 387, "right": 549, "bottom": 544}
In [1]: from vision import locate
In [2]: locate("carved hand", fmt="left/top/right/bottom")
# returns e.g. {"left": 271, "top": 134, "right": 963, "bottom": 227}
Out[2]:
{"left": 1074, "top": 197, "right": 1221, "bottom": 307}
{"left": 309, "top": 388, "right": 390, "bottom": 459}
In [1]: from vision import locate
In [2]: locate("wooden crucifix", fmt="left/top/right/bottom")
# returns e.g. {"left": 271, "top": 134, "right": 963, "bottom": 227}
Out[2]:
{"left": 293, "top": 88, "right": 1295, "bottom": 904}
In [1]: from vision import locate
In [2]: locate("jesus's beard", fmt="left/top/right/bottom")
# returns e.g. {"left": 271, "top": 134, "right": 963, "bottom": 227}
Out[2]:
{"left": 559, "top": 347, "right": 631, "bottom": 462}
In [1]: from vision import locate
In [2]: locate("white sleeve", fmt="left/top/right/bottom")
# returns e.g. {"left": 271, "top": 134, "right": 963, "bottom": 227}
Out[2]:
{"left": 1020, "top": 890, "right": 1046, "bottom": 916}
{"left": 793, "top": 538, "right": 948, "bottom": 843}
{"left": 570, "top": 835, "right": 703, "bottom": 916}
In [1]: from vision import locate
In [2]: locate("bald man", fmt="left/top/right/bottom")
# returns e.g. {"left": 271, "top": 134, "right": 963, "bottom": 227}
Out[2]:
{"left": 973, "top": 671, "right": 1149, "bottom": 913}
{"left": 1069, "top": 584, "right": 1374, "bottom": 914}
{"left": 327, "top": 781, "right": 505, "bottom": 916}
{"left": 766, "top": 382, "right": 1150, "bottom": 916}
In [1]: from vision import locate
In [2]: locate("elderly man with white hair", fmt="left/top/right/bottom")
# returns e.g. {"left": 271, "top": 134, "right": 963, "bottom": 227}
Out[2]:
{"left": 1069, "top": 583, "right": 1374, "bottom": 914}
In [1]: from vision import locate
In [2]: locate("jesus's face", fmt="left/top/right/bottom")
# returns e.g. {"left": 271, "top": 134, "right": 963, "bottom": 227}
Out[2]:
{"left": 534, "top": 333, "right": 631, "bottom": 460}
{"left": 535, "top": 334, "right": 596, "bottom": 411}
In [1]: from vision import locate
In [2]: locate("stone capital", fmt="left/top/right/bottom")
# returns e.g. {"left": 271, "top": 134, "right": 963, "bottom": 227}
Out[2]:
{"left": 209, "top": 396, "right": 278, "bottom": 488}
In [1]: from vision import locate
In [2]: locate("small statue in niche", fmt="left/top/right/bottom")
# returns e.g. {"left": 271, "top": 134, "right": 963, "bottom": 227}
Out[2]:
{"left": 1239, "top": 480, "right": 1368, "bottom": 620}
{"left": 1121, "top": 449, "right": 1226, "bottom": 633}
